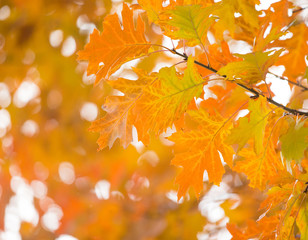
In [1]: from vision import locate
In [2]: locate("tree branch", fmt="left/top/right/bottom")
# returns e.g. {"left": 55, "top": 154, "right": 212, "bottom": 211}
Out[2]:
{"left": 169, "top": 48, "right": 308, "bottom": 117}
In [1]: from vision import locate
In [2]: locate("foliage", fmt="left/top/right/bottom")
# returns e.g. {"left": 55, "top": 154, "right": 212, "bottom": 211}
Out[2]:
{"left": 1, "top": 0, "right": 308, "bottom": 239}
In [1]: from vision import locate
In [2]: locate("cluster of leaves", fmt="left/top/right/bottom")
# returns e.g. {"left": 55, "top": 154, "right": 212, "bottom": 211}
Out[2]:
{"left": 78, "top": 0, "right": 308, "bottom": 239}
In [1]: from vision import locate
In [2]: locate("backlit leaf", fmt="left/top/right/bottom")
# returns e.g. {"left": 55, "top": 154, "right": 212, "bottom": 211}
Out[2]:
{"left": 136, "top": 57, "right": 205, "bottom": 137}
{"left": 234, "top": 138, "right": 285, "bottom": 190}
{"left": 297, "top": 199, "right": 308, "bottom": 240}
{"left": 78, "top": 4, "right": 150, "bottom": 84}
{"left": 89, "top": 69, "right": 155, "bottom": 149}
{"left": 280, "top": 118, "right": 308, "bottom": 162}
{"left": 161, "top": 4, "right": 217, "bottom": 48}
{"left": 226, "top": 97, "right": 270, "bottom": 155}
{"left": 218, "top": 50, "right": 283, "bottom": 84}
{"left": 169, "top": 107, "right": 233, "bottom": 199}
{"left": 274, "top": 23, "right": 308, "bottom": 79}
{"left": 212, "top": 0, "right": 260, "bottom": 41}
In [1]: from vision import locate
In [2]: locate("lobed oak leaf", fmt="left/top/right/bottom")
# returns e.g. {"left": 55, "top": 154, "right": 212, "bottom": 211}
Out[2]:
{"left": 233, "top": 138, "right": 285, "bottom": 190}
{"left": 138, "top": 0, "right": 213, "bottom": 23}
{"left": 262, "top": 0, "right": 294, "bottom": 29}
{"left": 212, "top": 0, "right": 259, "bottom": 41}
{"left": 89, "top": 70, "right": 155, "bottom": 150}
{"left": 273, "top": 23, "right": 308, "bottom": 80}
{"left": 160, "top": 4, "right": 217, "bottom": 48}
{"left": 138, "top": 0, "right": 164, "bottom": 23}
{"left": 226, "top": 97, "right": 270, "bottom": 155}
{"left": 202, "top": 83, "right": 248, "bottom": 117}
{"left": 218, "top": 49, "right": 283, "bottom": 84}
{"left": 136, "top": 57, "right": 205, "bottom": 138}
{"left": 169, "top": 107, "right": 233, "bottom": 200}
{"left": 77, "top": 3, "right": 150, "bottom": 84}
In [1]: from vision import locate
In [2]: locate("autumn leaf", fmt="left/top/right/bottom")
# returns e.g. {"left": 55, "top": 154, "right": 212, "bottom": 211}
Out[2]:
{"left": 77, "top": 3, "right": 150, "bottom": 84}
{"left": 197, "top": 41, "right": 239, "bottom": 74}
{"left": 136, "top": 57, "right": 204, "bottom": 138}
{"left": 297, "top": 199, "right": 308, "bottom": 240}
{"left": 280, "top": 118, "right": 308, "bottom": 162}
{"left": 218, "top": 49, "right": 283, "bottom": 84}
{"left": 89, "top": 69, "right": 155, "bottom": 150}
{"left": 274, "top": 23, "right": 308, "bottom": 79}
{"left": 233, "top": 138, "right": 284, "bottom": 190}
{"left": 161, "top": 4, "right": 217, "bottom": 48}
{"left": 138, "top": 0, "right": 164, "bottom": 23}
{"left": 227, "top": 216, "right": 279, "bottom": 240}
{"left": 226, "top": 97, "right": 270, "bottom": 155}
{"left": 254, "top": 25, "right": 286, "bottom": 51}
{"left": 212, "top": 0, "right": 260, "bottom": 40}
{"left": 169, "top": 107, "right": 233, "bottom": 199}
{"left": 262, "top": 0, "right": 293, "bottom": 29}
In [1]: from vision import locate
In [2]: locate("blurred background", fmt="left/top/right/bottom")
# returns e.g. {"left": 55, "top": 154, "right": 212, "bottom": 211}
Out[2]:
{"left": 0, "top": 0, "right": 301, "bottom": 239}
{"left": 0, "top": 1, "right": 214, "bottom": 239}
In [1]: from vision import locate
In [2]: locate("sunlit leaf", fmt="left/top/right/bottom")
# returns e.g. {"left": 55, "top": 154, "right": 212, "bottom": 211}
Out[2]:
{"left": 226, "top": 97, "right": 270, "bottom": 155}
{"left": 218, "top": 50, "right": 283, "bottom": 84}
{"left": 78, "top": 3, "right": 150, "bottom": 84}
{"left": 161, "top": 4, "right": 217, "bottom": 48}
{"left": 280, "top": 118, "right": 308, "bottom": 162}
{"left": 169, "top": 107, "right": 233, "bottom": 199}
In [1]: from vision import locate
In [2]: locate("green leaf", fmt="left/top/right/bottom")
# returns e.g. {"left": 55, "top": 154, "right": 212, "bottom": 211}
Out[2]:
{"left": 162, "top": 5, "right": 217, "bottom": 47}
{"left": 226, "top": 97, "right": 269, "bottom": 154}
{"left": 280, "top": 119, "right": 308, "bottom": 162}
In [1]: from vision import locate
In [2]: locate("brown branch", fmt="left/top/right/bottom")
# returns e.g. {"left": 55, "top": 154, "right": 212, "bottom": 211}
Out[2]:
{"left": 169, "top": 48, "right": 308, "bottom": 117}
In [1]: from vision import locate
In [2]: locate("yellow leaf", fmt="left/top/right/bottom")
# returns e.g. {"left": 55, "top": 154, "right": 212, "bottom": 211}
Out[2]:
{"left": 212, "top": 0, "right": 260, "bottom": 40}
{"left": 297, "top": 199, "right": 308, "bottom": 240}
{"left": 280, "top": 118, "right": 308, "bottom": 163}
{"left": 218, "top": 50, "right": 283, "bottom": 84}
{"left": 77, "top": 4, "right": 150, "bottom": 84}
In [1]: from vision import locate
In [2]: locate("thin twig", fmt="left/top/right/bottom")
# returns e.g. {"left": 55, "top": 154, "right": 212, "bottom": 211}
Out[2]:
{"left": 268, "top": 71, "right": 308, "bottom": 91}
{"left": 168, "top": 48, "right": 308, "bottom": 117}
{"left": 293, "top": 6, "right": 308, "bottom": 14}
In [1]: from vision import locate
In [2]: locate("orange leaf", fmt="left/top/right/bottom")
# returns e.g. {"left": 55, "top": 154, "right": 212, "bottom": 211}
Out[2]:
{"left": 77, "top": 4, "right": 150, "bottom": 84}
{"left": 234, "top": 138, "right": 285, "bottom": 190}
{"left": 169, "top": 107, "right": 233, "bottom": 199}
{"left": 274, "top": 23, "right": 308, "bottom": 79}
{"left": 89, "top": 70, "right": 155, "bottom": 149}
{"left": 197, "top": 41, "right": 239, "bottom": 76}
{"left": 227, "top": 216, "right": 279, "bottom": 240}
